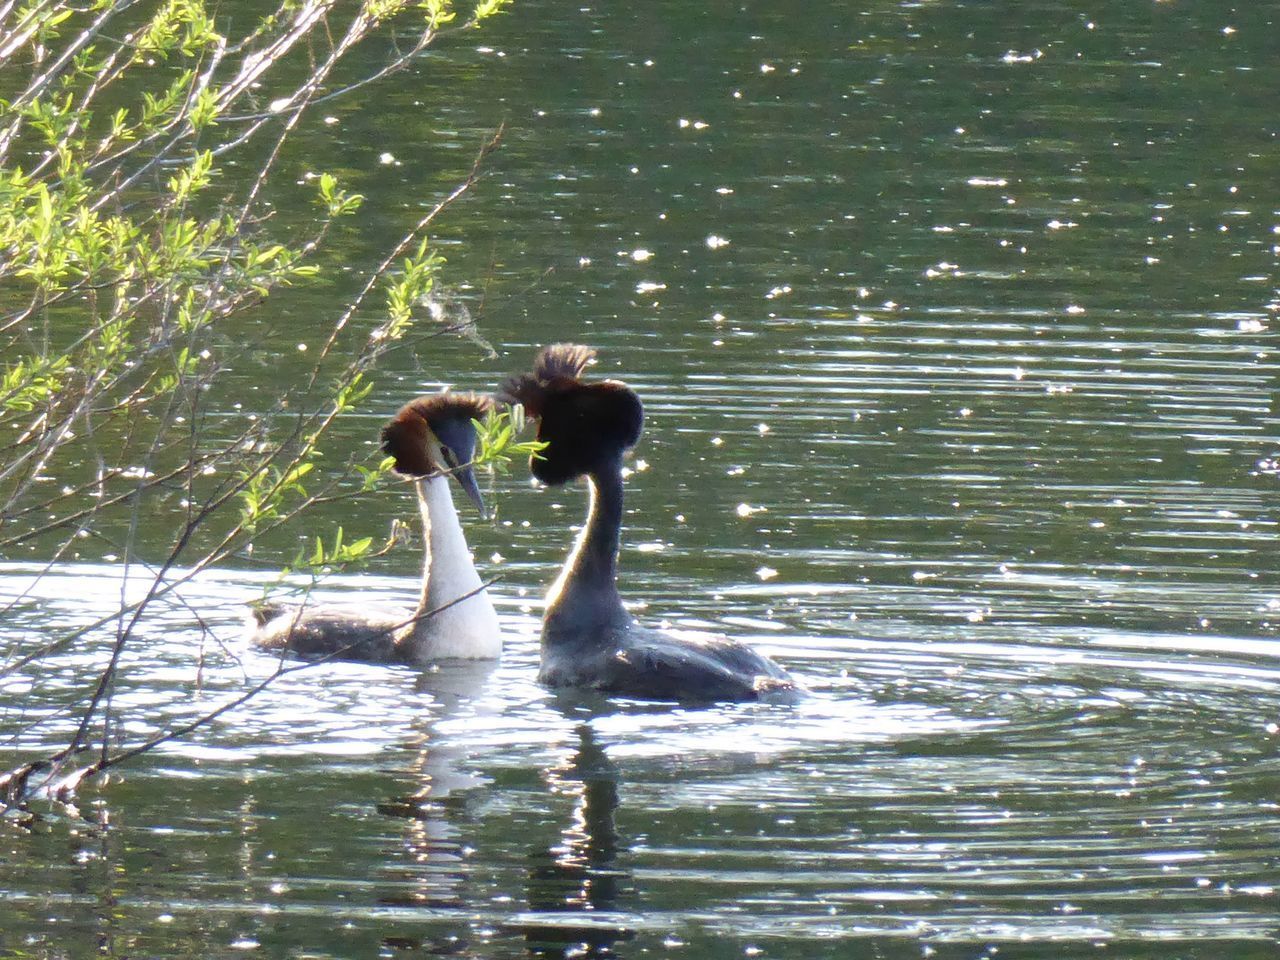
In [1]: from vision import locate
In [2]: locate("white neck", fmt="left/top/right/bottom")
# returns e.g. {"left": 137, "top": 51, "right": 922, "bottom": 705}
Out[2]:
{"left": 400, "top": 475, "right": 501, "bottom": 661}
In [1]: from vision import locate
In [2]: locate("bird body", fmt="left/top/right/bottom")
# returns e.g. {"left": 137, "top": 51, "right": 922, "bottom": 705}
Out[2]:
{"left": 249, "top": 603, "right": 402, "bottom": 661}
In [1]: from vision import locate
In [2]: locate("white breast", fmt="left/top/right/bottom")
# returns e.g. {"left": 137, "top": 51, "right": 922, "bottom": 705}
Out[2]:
{"left": 405, "top": 475, "right": 501, "bottom": 661}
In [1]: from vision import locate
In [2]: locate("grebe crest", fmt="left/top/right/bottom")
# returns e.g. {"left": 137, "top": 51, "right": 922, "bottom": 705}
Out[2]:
{"left": 501, "top": 344, "right": 643, "bottom": 486}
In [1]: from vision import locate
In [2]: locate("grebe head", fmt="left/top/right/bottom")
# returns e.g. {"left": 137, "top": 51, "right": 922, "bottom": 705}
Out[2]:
{"left": 381, "top": 392, "right": 493, "bottom": 514}
{"left": 500, "top": 344, "right": 643, "bottom": 486}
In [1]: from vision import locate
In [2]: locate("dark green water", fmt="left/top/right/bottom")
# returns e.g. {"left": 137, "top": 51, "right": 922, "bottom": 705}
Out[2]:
{"left": 3, "top": 1, "right": 1279, "bottom": 957}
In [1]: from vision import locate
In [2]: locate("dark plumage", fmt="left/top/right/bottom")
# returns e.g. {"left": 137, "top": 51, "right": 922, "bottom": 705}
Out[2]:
{"left": 500, "top": 346, "right": 644, "bottom": 487}
{"left": 504, "top": 343, "right": 801, "bottom": 704}
{"left": 540, "top": 624, "right": 797, "bottom": 702}
{"left": 501, "top": 342, "right": 595, "bottom": 417}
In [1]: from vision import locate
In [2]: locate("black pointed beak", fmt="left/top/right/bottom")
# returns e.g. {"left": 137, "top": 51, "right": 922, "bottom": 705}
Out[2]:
{"left": 455, "top": 462, "right": 488, "bottom": 519}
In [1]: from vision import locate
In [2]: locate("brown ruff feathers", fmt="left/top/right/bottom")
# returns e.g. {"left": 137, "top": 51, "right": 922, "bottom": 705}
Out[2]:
{"left": 381, "top": 392, "right": 492, "bottom": 477}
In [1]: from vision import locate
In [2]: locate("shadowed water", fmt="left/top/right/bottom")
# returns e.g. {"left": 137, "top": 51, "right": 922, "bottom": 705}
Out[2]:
{"left": 2, "top": 0, "right": 1279, "bottom": 956}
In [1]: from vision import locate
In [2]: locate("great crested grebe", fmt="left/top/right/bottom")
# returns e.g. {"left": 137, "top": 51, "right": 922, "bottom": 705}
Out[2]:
{"left": 250, "top": 392, "right": 502, "bottom": 663}
{"left": 501, "top": 344, "right": 800, "bottom": 703}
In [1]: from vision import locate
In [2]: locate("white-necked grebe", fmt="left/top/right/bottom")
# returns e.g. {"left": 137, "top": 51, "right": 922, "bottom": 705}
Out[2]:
{"left": 250, "top": 392, "right": 502, "bottom": 663}
{"left": 501, "top": 344, "right": 799, "bottom": 703}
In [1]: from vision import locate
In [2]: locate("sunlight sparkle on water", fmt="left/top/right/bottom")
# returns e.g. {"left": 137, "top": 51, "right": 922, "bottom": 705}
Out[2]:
{"left": 7, "top": 3, "right": 1280, "bottom": 954}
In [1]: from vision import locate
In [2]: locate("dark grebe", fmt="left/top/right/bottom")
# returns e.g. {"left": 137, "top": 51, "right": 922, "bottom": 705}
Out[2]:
{"left": 501, "top": 344, "right": 799, "bottom": 703}
{"left": 250, "top": 392, "right": 502, "bottom": 663}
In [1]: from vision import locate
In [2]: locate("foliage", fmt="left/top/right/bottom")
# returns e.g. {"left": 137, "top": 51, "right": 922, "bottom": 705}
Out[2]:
{"left": 473, "top": 405, "right": 545, "bottom": 472}
{"left": 0, "top": 0, "right": 514, "bottom": 813}
{"left": 386, "top": 238, "right": 448, "bottom": 341}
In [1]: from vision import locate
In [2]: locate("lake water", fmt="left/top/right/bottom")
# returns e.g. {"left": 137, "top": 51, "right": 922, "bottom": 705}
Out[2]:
{"left": 3, "top": 1, "right": 1279, "bottom": 957}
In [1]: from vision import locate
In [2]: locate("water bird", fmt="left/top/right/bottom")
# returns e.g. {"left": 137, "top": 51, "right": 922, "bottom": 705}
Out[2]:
{"left": 501, "top": 344, "right": 799, "bottom": 703}
{"left": 250, "top": 392, "right": 502, "bottom": 663}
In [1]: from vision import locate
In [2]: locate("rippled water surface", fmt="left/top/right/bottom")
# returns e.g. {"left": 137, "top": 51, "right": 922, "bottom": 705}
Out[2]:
{"left": 3, "top": 0, "right": 1279, "bottom": 957}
